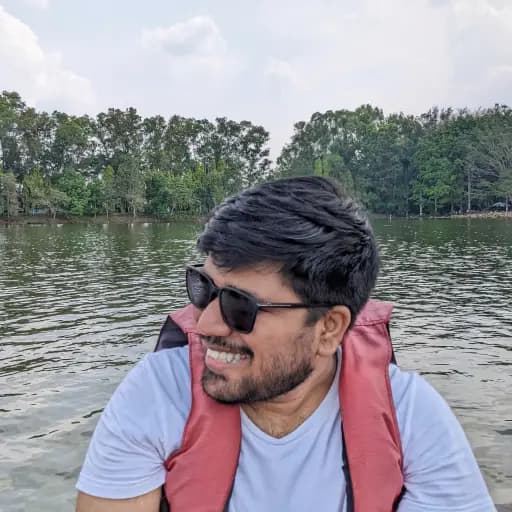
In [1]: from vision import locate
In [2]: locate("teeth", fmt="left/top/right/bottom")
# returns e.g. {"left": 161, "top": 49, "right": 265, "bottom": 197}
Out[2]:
{"left": 207, "top": 348, "right": 244, "bottom": 364}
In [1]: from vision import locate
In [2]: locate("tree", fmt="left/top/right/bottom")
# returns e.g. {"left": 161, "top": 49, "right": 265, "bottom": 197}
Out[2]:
{"left": 145, "top": 170, "right": 173, "bottom": 217}
{"left": 163, "top": 116, "right": 204, "bottom": 176}
{"left": 95, "top": 107, "right": 143, "bottom": 171}
{"left": 189, "top": 161, "right": 222, "bottom": 214}
{"left": 419, "top": 157, "right": 455, "bottom": 215}
{"left": 115, "top": 156, "right": 144, "bottom": 217}
{"left": 22, "top": 168, "right": 47, "bottom": 214}
{"left": 17, "top": 108, "right": 55, "bottom": 176}
{"left": 142, "top": 116, "right": 167, "bottom": 173}
{"left": 86, "top": 178, "right": 104, "bottom": 217}
{"left": 46, "top": 187, "right": 69, "bottom": 219}
{"left": 278, "top": 105, "right": 421, "bottom": 214}
{"left": 0, "top": 91, "right": 25, "bottom": 176}
{"left": 0, "top": 169, "right": 19, "bottom": 218}
{"left": 101, "top": 165, "right": 116, "bottom": 218}
{"left": 55, "top": 169, "right": 89, "bottom": 215}
{"left": 170, "top": 171, "right": 200, "bottom": 214}
{"left": 50, "top": 112, "right": 94, "bottom": 175}
{"left": 237, "top": 121, "right": 272, "bottom": 186}
{"left": 21, "top": 167, "right": 69, "bottom": 218}
{"left": 470, "top": 108, "right": 512, "bottom": 210}
{"left": 496, "top": 167, "right": 512, "bottom": 212}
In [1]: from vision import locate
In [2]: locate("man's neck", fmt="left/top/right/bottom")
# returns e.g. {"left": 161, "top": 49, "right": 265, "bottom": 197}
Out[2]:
{"left": 240, "top": 354, "right": 337, "bottom": 438}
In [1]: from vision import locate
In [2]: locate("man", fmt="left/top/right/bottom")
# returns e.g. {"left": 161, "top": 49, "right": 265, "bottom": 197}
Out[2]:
{"left": 76, "top": 176, "right": 495, "bottom": 511}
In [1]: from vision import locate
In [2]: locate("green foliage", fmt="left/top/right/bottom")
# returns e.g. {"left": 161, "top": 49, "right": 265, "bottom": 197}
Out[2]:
{"left": 2, "top": 90, "right": 511, "bottom": 219}
{"left": 496, "top": 167, "right": 512, "bottom": 212}
{"left": 46, "top": 188, "right": 70, "bottom": 219}
{"left": 85, "top": 178, "right": 104, "bottom": 217}
{"left": 0, "top": 91, "right": 273, "bottom": 219}
{"left": 22, "top": 168, "right": 47, "bottom": 214}
{"left": 115, "top": 156, "right": 145, "bottom": 217}
{"left": 0, "top": 169, "right": 19, "bottom": 217}
{"left": 279, "top": 104, "right": 512, "bottom": 215}
{"left": 101, "top": 165, "right": 117, "bottom": 216}
{"left": 0, "top": 92, "right": 25, "bottom": 176}
{"left": 21, "top": 167, "right": 70, "bottom": 217}
{"left": 145, "top": 170, "right": 174, "bottom": 217}
{"left": 55, "top": 169, "right": 89, "bottom": 215}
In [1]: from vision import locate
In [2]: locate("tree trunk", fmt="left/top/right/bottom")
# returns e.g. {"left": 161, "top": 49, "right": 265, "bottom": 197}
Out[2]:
{"left": 467, "top": 170, "right": 472, "bottom": 212}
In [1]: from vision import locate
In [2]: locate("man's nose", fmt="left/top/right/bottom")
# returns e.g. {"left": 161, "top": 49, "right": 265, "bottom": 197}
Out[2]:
{"left": 195, "top": 298, "right": 232, "bottom": 337}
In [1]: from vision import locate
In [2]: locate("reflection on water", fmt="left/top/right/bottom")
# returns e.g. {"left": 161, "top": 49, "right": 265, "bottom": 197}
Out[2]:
{"left": 0, "top": 219, "right": 511, "bottom": 510}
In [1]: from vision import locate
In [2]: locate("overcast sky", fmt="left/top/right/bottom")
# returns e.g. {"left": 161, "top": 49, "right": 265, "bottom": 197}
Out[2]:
{"left": 1, "top": 0, "right": 511, "bottom": 158}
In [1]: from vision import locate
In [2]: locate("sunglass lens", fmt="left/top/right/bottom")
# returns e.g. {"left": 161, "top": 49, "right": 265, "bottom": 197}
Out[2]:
{"left": 220, "top": 289, "right": 257, "bottom": 334}
{"left": 186, "top": 268, "right": 214, "bottom": 309}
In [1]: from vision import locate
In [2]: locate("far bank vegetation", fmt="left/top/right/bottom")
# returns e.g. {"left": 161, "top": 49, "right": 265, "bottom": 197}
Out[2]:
{"left": 1, "top": 91, "right": 511, "bottom": 220}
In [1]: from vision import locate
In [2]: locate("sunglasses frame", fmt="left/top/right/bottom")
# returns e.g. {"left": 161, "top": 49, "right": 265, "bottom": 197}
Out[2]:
{"left": 186, "top": 264, "right": 335, "bottom": 334}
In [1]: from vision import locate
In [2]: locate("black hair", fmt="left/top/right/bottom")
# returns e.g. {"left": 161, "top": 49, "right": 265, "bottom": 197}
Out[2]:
{"left": 197, "top": 176, "right": 379, "bottom": 326}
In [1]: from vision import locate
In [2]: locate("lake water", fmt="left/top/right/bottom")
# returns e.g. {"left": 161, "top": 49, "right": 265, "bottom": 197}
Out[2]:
{"left": 0, "top": 219, "right": 511, "bottom": 510}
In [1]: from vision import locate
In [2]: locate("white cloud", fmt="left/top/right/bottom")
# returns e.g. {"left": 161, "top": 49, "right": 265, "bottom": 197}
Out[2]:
{"left": 139, "top": 15, "right": 238, "bottom": 85}
{"left": 0, "top": 5, "right": 96, "bottom": 113}
{"left": 265, "top": 58, "right": 310, "bottom": 93}
{"left": 140, "top": 16, "right": 225, "bottom": 57}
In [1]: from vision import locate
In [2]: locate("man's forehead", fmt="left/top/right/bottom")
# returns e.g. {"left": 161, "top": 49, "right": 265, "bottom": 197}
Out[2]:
{"left": 203, "top": 256, "right": 290, "bottom": 300}
{"left": 203, "top": 255, "right": 280, "bottom": 279}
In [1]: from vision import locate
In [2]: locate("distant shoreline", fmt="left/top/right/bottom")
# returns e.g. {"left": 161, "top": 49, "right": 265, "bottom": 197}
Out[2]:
{"left": 449, "top": 211, "right": 511, "bottom": 220}
{"left": 1, "top": 211, "right": 510, "bottom": 225}
{"left": 0, "top": 214, "right": 202, "bottom": 225}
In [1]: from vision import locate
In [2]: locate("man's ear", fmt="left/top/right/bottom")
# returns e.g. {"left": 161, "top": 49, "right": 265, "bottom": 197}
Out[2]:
{"left": 316, "top": 306, "right": 351, "bottom": 357}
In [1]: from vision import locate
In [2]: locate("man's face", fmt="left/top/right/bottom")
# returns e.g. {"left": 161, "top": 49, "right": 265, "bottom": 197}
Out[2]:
{"left": 195, "top": 257, "right": 318, "bottom": 404}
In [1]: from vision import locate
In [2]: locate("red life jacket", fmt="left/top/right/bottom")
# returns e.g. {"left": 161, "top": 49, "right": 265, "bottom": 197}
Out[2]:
{"left": 155, "top": 299, "right": 404, "bottom": 512}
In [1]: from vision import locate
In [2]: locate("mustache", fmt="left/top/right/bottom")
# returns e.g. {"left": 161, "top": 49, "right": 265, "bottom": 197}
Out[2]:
{"left": 200, "top": 336, "right": 253, "bottom": 357}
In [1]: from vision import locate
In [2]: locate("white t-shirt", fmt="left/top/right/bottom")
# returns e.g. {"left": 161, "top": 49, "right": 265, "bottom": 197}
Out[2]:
{"left": 76, "top": 346, "right": 496, "bottom": 511}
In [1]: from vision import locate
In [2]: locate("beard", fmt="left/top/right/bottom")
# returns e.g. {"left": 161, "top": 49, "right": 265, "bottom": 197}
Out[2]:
{"left": 201, "top": 331, "right": 314, "bottom": 404}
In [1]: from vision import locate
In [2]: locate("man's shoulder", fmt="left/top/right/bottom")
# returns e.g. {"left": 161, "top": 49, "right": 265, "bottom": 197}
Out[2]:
{"left": 385, "top": 369, "right": 495, "bottom": 508}
{"left": 388, "top": 363, "right": 420, "bottom": 408}
{"left": 76, "top": 346, "right": 192, "bottom": 499}
{"left": 103, "top": 345, "right": 193, "bottom": 423}
{"left": 141, "top": 345, "right": 192, "bottom": 403}
{"left": 388, "top": 363, "right": 447, "bottom": 422}
{"left": 144, "top": 345, "right": 191, "bottom": 377}
{"left": 387, "top": 364, "right": 475, "bottom": 469}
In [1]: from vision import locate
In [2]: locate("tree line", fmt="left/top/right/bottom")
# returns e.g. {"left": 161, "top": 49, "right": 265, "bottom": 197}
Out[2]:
{"left": 0, "top": 91, "right": 272, "bottom": 219}
{"left": 278, "top": 104, "right": 512, "bottom": 215}
{"left": 1, "top": 91, "right": 511, "bottom": 219}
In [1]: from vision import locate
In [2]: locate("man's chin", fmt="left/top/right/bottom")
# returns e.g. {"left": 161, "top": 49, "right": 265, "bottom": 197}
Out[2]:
{"left": 202, "top": 383, "right": 242, "bottom": 405}
{"left": 202, "top": 369, "right": 240, "bottom": 404}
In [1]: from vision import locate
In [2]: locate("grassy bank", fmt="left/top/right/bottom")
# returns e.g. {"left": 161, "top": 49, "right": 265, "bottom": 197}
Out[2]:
{"left": 450, "top": 211, "right": 512, "bottom": 219}
{"left": 2, "top": 211, "right": 511, "bottom": 226}
{"left": 0, "top": 214, "right": 201, "bottom": 225}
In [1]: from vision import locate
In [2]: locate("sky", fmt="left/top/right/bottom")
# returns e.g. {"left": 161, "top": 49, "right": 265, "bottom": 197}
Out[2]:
{"left": 1, "top": 0, "right": 512, "bottom": 159}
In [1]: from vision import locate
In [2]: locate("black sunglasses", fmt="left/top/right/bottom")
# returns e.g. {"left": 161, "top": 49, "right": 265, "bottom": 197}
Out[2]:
{"left": 185, "top": 264, "right": 335, "bottom": 334}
